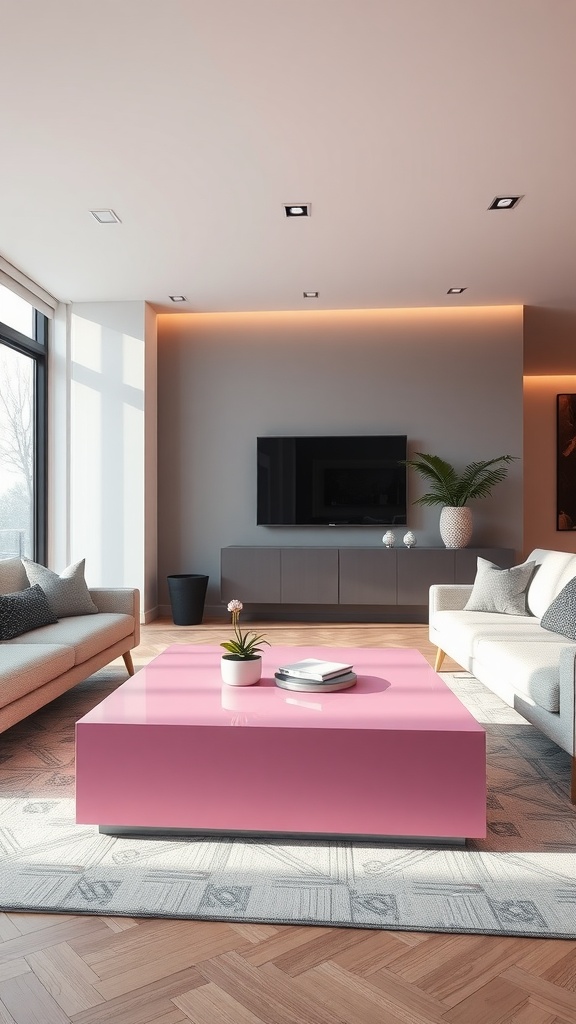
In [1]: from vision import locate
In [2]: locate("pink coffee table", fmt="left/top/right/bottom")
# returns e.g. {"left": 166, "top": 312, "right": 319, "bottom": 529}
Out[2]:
{"left": 75, "top": 645, "right": 486, "bottom": 842}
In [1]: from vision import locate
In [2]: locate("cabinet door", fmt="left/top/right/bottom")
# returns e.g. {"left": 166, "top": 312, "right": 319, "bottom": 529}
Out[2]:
{"left": 397, "top": 549, "right": 455, "bottom": 604}
{"left": 338, "top": 548, "right": 396, "bottom": 604}
{"left": 455, "top": 548, "right": 516, "bottom": 583}
{"left": 220, "top": 548, "right": 281, "bottom": 602}
{"left": 281, "top": 548, "right": 339, "bottom": 604}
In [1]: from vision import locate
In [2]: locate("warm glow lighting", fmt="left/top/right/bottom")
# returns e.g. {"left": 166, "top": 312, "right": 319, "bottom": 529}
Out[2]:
{"left": 157, "top": 305, "right": 523, "bottom": 334}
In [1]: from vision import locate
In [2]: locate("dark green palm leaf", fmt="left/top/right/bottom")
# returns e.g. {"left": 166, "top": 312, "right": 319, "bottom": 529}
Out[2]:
{"left": 403, "top": 452, "right": 517, "bottom": 507}
{"left": 402, "top": 453, "right": 462, "bottom": 506}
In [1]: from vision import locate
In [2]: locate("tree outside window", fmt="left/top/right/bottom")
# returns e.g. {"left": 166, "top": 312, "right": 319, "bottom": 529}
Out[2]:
{"left": 0, "top": 284, "right": 46, "bottom": 561}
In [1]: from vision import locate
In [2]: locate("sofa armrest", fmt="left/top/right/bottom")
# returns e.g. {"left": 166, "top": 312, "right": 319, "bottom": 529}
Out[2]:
{"left": 429, "top": 584, "right": 472, "bottom": 615}
{"left": 88, "top": 588, "right": 140, "bottom": 646}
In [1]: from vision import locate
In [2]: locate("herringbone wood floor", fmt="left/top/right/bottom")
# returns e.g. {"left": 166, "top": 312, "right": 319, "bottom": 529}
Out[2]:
{"left": 2, "top": 619, "right": 576, "bottom": 1024}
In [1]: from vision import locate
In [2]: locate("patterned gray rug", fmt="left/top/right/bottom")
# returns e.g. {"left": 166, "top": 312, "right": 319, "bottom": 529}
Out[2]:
{"left": 1, "top": 670, "right": 576, "bottom": 937}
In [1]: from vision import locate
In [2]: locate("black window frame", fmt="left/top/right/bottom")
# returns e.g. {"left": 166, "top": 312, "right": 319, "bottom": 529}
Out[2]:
{"left": 0, "top": 309, "right": 48, "bottom": 563}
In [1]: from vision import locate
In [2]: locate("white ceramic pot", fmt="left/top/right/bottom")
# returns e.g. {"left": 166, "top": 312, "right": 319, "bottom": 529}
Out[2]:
{"left": 221, "top": 654, "right": 262, "bottom": 686}
{"left": 439, "top": 506, "right": 473, "bottom": 549}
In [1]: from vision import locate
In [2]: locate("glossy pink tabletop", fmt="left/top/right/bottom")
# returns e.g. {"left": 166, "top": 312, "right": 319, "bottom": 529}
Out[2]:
{"left": 79, "top": 644, "right": 482, "bottom": 735}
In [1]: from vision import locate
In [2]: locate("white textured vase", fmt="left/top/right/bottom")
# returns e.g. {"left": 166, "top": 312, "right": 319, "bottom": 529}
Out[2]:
{"left": 382, "top": 530, "right": 396, "bottom": 548}
{"left": 221, "top": 655, "right": 262, "bottom": 686}
{"left": 403, "top": 531, "right": 416, "bottom": 548}
{"left": 439, "top": 506, "right": 473, "bottom": 549}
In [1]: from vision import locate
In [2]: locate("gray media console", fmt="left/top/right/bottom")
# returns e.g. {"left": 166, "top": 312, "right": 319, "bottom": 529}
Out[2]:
{"left": 220, "top": 545, "right": 515, "bottom": 619}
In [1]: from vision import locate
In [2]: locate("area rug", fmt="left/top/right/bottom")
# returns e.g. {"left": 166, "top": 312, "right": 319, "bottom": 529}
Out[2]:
{"left": 1, "top": 669, "right": 576, "bottom": 938}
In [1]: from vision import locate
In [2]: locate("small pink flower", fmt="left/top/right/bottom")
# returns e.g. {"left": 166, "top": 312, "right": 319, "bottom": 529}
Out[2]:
{"left": 221, "top": 597, "right": 269, "bottom": 658}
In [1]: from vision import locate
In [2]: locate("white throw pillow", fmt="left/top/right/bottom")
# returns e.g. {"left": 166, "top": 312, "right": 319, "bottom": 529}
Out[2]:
{"left": 526, "top": 550, "right": 576, "bottom": 617}
{"left": 22, "top": 558, "right": 98, "bottom": 618}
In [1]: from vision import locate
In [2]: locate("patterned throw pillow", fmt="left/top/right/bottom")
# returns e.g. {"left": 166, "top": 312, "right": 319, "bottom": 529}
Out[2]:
{"left": 0, "top": 584, "right": 58, "bottom": 640}
{"left": 22, "top": 558, "right": 98, "bottom": 618}
{"left": 540, "top": 576, "right": 576, "bottom": 639}
{"left": 464, "top": 557, "right": 536, "bottom": 615}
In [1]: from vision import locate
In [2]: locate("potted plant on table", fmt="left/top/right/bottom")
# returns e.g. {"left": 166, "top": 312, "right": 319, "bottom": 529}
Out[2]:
{"left": 220, "top": 599, "right": 270, "bottom": 686}
{"left": 402, "top": 453, "right": 517, "bottom": 548}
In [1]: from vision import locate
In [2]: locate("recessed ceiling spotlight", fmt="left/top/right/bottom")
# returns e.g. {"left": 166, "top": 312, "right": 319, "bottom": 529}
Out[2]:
{"left": 169, "top": 295, "right": 187, "bottom": 302}
{"left": 447, "top": 287, "right": 467, "bottom": 294}
{"left": 284, "top": 204, "right": 310, "bottom": 217}
{"left": 488, "top": 195, "right": 523, "bottom": 210}
{"left": 90, "top": 209, "right": 121, "bottom": 224}
{"left": 303, "top": 291, "right": 319, "bottom": 298}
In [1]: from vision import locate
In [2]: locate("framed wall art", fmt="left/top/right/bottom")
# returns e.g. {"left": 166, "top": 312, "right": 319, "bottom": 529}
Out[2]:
{"left": 557, "top": 393, "right": 576, "bottom": 530}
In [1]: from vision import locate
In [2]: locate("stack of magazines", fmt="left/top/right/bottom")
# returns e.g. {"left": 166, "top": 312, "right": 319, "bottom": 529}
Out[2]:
{"left": 274, "top": 657, "right": 357, "bottom": 692}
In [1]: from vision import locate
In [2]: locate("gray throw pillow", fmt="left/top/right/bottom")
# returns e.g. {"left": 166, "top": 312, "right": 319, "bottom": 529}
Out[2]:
{"left": 0, "top": 584, "right": 58, "bottom": 640}
{"left": 540, "top": 576, "right": 576, "bottom": 639}
{"left": 22, "top": 557, "right": 98, "bottom": 618}
{"left": 0, "top": 556, "right": 29, "bottom": 595}
{"left": 464, "top": 557, "right": 536, "bottom": 615}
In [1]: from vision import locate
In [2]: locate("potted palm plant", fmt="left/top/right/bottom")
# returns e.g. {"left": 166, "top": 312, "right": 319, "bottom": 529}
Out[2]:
{"left": 402, "top": 453, "right": 517, "bottom": 548}
{"left": 220, "top": 599, "right": 270, "bottom": 685}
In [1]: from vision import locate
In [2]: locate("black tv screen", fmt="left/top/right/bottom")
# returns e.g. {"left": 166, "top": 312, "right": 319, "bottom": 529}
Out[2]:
{"left": 257, "top": 435, "right": 407, "bottom": 525}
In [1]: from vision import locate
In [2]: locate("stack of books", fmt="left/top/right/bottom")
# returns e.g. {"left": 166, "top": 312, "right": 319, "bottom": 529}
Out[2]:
{"left": 274, "top": 657, "right": 357, "bottom": 692}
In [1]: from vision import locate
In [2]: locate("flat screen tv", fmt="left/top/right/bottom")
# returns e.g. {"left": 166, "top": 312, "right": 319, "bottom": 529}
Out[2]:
{"left": 257, "top": 435, "right": 407, "bottom": 525}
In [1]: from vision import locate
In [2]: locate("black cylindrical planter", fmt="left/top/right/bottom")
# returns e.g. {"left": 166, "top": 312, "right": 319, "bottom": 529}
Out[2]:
{"left": 167, "top": 574, "right": 209, "bottom": 625}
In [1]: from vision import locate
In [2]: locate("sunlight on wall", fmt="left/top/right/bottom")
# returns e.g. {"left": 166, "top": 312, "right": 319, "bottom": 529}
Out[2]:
{"left": 124, "top": 400, "right": 144, "bottom": 582}
{"left": 0, "top": 283, "right": 34, "bottom": 338}
{"left": 123, "top": 332, "right": 143, "bottom": 389}
{"left": 72, "top": 315, "right": 101, "bottom": 372}
{"left": 69, "top": 313, "right": 145, "bottom": 589}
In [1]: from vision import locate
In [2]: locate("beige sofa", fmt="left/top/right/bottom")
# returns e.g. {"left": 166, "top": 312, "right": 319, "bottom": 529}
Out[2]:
{"left": 430, "top": 548, "right": 576, "bottom": 803}
{"left": 0, "top": 557, "right": 140, "bottom": 733}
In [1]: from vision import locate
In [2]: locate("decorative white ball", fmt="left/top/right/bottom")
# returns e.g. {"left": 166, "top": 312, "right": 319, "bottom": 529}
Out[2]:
{"left": 382, "top": 530, "right": 396, "bottom": 548}
{"left": 403, "top": 531, "right": 416, "bottom": 548}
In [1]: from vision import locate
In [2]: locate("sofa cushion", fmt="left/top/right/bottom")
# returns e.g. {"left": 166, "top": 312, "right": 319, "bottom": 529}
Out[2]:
{"left": 526, "top": 550, "right": 576, "bottom": 617}
{"left": 432, "top": 609, "right": 554, "bottom": 673}
{"left": 464, "top": 558, "right": 536, "bottom": 615}
{"left": 473, "top": 637, "right": 574, "bottom": 713}
{"left": 0, "top": 643, "right": 75, "bottom": 709}
{"left": 540, "top": 575, "right": 576, "bottom": 640}
{"left": 0, "top": 584, "right": 58, "bottom": 640}
{"left": 6, "top": 612, "right": 135, "bottom": 665}
{"left": 22, "top": 558, "right": 98, "bottom": 618}
{"left": 0, "top": 557, "right": 29, "bottom": 595}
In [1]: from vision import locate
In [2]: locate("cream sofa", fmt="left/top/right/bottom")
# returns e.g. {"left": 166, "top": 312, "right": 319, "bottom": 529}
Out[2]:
{"left": 430, "top": 548, "right": 576, "bottom": 803}
{"left": 0, "top": 557, "right": 140, "bottom": 733}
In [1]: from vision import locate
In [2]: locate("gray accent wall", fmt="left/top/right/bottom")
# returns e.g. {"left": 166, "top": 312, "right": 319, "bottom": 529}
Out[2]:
{"left": 157, "top": 306, "right": 524, "bottom": 614}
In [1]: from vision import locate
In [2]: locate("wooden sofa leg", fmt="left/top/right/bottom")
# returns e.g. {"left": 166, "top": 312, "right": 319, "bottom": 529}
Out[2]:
{"left": 571, "top": 757, "right": 576, "bottom": 805}
{"left": 434, "top": 648, "right": 446, "bottom": 672}
{"left": 122, "top": 651, "right": 135, "bottom": 677}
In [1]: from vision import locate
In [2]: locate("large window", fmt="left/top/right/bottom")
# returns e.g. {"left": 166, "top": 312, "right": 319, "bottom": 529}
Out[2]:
{"left": 0, "top": 284, "right": 47, "bottom": 562}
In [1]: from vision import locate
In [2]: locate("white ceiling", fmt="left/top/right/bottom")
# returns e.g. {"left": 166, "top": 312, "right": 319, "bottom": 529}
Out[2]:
{"left": 2, "top": 0, "right": 576, "bottom": 314}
